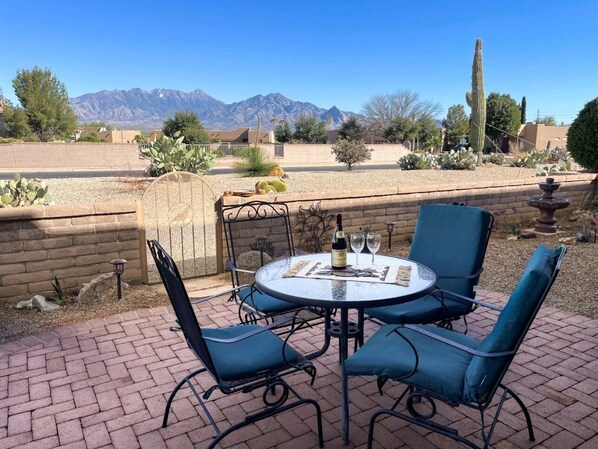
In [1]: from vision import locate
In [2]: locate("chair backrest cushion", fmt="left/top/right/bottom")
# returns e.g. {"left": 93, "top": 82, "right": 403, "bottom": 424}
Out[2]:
{"left": 463, "top": 245, "right": 563, "bottom": 403}
{"left": 409, "top": 204, "right": 492, "bottom": 298}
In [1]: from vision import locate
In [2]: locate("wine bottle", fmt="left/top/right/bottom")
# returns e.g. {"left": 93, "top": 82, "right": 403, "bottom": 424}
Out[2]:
{"left": 331, "top": 214, "right": 347, "bottom": 269}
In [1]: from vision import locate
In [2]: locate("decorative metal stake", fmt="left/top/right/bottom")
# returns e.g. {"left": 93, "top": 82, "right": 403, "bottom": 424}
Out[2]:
{"left": 386, "top": 221, "right": 396, "bottom": 250}
{"left": 110, "top": 258, "right": 128, "bottom": 299}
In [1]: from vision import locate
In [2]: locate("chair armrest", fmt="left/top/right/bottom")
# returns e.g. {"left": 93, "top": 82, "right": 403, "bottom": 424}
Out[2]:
{"left": 436, "top": 266, "right": 483, "bottom": 280}
{"left": 202, "top": 316, "right": 301, "bottom": 343}
{"left": 398, "top": 324, "right": 515, "bottom": 358}
{"left": 226, "top": 259, "right": 256, "bottom": 275}
{"left": 190, "top": 284, "right": 252, "bottom": 305}
{"left": 432, "top": 288, "right": 503, "bottom": 312}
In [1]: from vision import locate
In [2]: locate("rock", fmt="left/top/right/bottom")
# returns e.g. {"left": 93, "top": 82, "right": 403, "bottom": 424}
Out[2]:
{"left": 77, "top": 273, "right": 129, "bottom": 304}
{"left": 568, "top": 215, "right": 579, "bottom": 222}
{"left": 32, "top": 295, "right": 61, "bottom": 311}
{"left": 520, "top": 230, "right": 537, "bottom": 239}
{"left": 15, "top": 299, "right": 33, "bottom": 309}
{"left": 506, "top": 235, "right": 519, "bottom": 241}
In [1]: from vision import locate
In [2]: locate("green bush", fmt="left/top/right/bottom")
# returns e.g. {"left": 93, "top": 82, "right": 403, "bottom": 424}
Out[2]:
{"left": 568, "top": 97, "right": 598, "bottom": 171}
{"left": 512, "top": 149, "right": 550, "bottom": 168}
{"left": 0, "top": 173, "right": 53, "bottom": 208}
{"left": 330, "top": 139, "right": 373, "bottom": 170}
{"left": 482, "top": 153, "right": 505, "bottom": 165}
{"left": 439, "top": 148, "right": 476, "bottom": 170}
{"left": 139, "top": 133, "right": 216, "bottom": 176}
{"left": 397, "top": 152, "right": 437, "bottom": 170}
{"left": 232, "top": 146, "right": 252, "bottom": 158}
{"left": 234, "top": 147, "right": 279, "bottom": 177}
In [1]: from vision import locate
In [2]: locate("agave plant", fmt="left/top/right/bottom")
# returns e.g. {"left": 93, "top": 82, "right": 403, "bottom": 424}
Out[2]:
{"left": 0, "top": 173, "right": 53, "bottom": 208}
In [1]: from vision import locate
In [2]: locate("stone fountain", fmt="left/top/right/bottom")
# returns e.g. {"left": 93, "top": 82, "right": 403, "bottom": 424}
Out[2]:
{"left": 528, "top": 178, "right": 571, "bottom": 233}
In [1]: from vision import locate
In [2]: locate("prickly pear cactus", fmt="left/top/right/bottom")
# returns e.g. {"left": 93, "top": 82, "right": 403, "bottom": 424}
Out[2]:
{"left": 466, "top": 39, "right": 486, "bottom": 154}
{"left": 0, "top": 173, "right": 54, "bottom": 208}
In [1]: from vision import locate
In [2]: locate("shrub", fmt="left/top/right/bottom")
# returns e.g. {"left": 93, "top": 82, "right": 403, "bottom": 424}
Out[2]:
{"left": 0, "top": 173, "right": 53, "bottom": 207}
{"left": 568, "top": 97, "right": 598, "bottom": 171}
{"left": 439, "top": 148, "right": 476, "bottom": 170}
{"left": 330, "top": 139, "right": 373, "bottom": 170}
{"left": 397, "top": 152, "right": 437, "bottom": 170}
{"left": 234, "top": 147, "right": 279, "bottom": 177}
{"left": 139, "top": 133, "right": 216, "bottom": 176}
{"left": 482, "top": 153, "right": 505, "bottom": 165}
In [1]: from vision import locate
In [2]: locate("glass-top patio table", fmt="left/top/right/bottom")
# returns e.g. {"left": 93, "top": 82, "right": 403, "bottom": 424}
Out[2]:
{"left": 255, "top": 253, "right": 436, "bottom": 444}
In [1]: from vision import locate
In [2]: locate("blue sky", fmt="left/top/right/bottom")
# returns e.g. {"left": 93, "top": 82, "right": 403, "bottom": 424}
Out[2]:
{"left": 1, "top": 0, "right": 596, "bottom": 124}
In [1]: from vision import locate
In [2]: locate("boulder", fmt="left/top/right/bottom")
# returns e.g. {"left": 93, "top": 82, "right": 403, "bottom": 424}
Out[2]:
{"left": 15, "top": 299, "right": 33, "bottom": 309}
{"left": 77, "top": 273, "right": 129, "bottom": 304}
{"left": 32, "top": 295, "right": 60, "bottom": 312}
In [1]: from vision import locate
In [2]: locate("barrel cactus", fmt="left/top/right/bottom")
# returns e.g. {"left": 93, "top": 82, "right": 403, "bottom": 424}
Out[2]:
{"left": 0, "top": 173, "right": 54, "bottom": 208}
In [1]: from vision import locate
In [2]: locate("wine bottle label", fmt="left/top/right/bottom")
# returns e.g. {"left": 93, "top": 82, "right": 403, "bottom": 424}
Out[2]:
{"left": 336, "top": 231, "right": 345, "bottom": 239}
{"left": 331, "top": 249, "right": 347, "bottom": 268}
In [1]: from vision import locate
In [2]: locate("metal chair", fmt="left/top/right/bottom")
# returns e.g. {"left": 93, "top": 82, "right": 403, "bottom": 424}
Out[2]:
{"left": 220, "top": 200, "right": 324, "bottom": 325}
{"left": 344, "top": 244, "right": 566, "bottom": 449}
{"left": 366, "top": 203, "right": 494, "bottom": 331}
{"left": 147, "top": 239, "right": 324, "bottom": 449}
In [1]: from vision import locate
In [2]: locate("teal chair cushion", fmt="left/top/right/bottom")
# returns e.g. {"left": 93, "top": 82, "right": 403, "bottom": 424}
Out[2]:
{"left": 238, "top": 286, "right": 299, "bottom": 314}
{"left": 365, "top": 293, "right": 471, "bottom": 325}
{"left": 204, "top": 325, "right": 299, "bottom": 381}
{"left": 409, "top": 204, "right": 492, "bottom": 298}
{"left": 463, "top": 245, "right": 561, "bottom": 403}
{"left": 345, "top": 324, "right": 479, "bottom": 403}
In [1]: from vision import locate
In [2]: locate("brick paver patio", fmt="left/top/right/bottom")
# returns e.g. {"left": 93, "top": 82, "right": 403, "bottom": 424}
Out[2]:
{"left": 1, "top": 289, "right": 597, "bottom": 449}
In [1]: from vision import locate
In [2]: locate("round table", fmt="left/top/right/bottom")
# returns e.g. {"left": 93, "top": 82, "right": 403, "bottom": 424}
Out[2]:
{"left": 255, "top": 253, "right": 436, "bottom": 445}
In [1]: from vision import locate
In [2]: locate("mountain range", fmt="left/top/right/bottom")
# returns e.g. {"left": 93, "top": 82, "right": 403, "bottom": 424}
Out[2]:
{"left": 70, "top": 88, "right": 357, "bottom": 130}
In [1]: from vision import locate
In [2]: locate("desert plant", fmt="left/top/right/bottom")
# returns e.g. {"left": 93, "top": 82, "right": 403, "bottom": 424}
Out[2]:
{"left": 576, "top": 224, "right": 597, "bottom": 243}
{"left": 568, "top": 97, "right": 598, "bottom": 172}
{"left": 397, "top": 152, "right": 437, "bottom": 170}
{"left": 466, "top": 39, "right": 486, "bottom": 155}
{"left": 330, "top": 139, "right": 373, "bottom": 170}
{"left": 139, "top": 133, "right": 216, "bottom": 176}
{"left": 255, "top": 179, "right": 287, "bottom": 193}
{"left": 234, "top": 147, "right": 279, "bottom": 177}
{"left": 439, "top": 148, "right": 477, "bottom": 170}
{"left": 0, "top": 173, "right": 53, "bottom": 208}
{"left": 482, "top": 153, "right": 505, "bottom": 165}
{"left": 51, "top": 276, "right": 65, "bottom": 303}
{"left": 503, "top": 219, "right": 522, "bottom": 237}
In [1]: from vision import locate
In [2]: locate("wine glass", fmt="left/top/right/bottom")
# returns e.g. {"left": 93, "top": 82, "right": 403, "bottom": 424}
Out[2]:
{"left": 367, "top": 233, "right": 381, "bottom": 264}
{"left": 350, "top": 232, "right": 365, "bottom": 267}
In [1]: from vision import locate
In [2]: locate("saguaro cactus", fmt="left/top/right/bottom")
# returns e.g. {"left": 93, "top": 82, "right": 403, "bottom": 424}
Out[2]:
{"left": 466, "top": 39, "right": 486, "bottom": 154}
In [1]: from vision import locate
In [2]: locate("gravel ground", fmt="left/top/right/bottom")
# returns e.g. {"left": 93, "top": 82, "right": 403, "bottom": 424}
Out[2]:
{"left": 1, "top": 166, "right": 595, "bottom": 343}
{"left": 46, "top": 166, "right": 540, "bottom": 204}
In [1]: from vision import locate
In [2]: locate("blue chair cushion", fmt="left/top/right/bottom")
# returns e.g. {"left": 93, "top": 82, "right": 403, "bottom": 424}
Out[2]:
{"left": 203, "top": 325, "right": 300, "bottom": 381}
{"left": 365, "top": 293, "right": 472, "bottom": 325}
{"left": 238, "top": 286, "right": 299, "bottom": 314}
{"left": 463, "top": 245, "right": 562, "bottom": 403}
{"left": 409, "top": 204, "right": 492, "bottom": 298}
{"left": 345, "top": 324, "right": 479, "bottom": 403}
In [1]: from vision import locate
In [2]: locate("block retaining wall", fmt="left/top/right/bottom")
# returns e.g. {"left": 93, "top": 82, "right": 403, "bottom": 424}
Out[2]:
{"left": 0, "top": 173, "right": 595, "bottom": 302}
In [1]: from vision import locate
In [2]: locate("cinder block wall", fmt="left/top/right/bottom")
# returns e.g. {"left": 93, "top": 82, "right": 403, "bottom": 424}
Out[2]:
{"left": 0, "top": 203, "right": 141, "bottom": 302}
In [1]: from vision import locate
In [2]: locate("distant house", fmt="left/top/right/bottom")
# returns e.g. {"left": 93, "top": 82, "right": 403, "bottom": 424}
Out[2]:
{"left": 208, "top": 128, "right": 275, "bottom": 145}
{"left": 516, "top": 123, "right": 569, "bottom": 151}
{"left": 75, "top": 127, "right": 142, "bottom": 143}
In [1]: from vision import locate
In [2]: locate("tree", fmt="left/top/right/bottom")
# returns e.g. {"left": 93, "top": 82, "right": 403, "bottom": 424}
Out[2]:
{"left": 162, "top": 110, "right": 210, "bottom": 144}
{"left": 485, "top": 92, "right": 521, "bottom": 145}
{"left": 384, "top": 116, "right": 418, "bottom": 144}
{"left": 416, "top": 116, "right": 441, "bottom": 151}
{"left": 338, "top": 117, "right": 366, "bottom": 142}
{"left": 3, "top": 106, "right": 32, "bottom": 139}
{"left": 80, "top": 121, "right": 113, "bottom": 130}
{"left": 520, "top": 96, "right": 527, "bottom": 124}
{"left": 274, "top": 120, "right": 292, "bottom": 143}
{"left": 77, "top": 133, "right": 106, "bottom": 142}
{"left": 442, "top": 104, "right": 470, "bottom": 148}
{"left": 330, "top": 139, "right": 372, "bottom": 170}
{"left": 293, "top": 115, "right": 327, "bottom": 143}
{"left": 362, "top": 90, "right": 442, "bottom": 135}
{"left": 567, "top": 97, "right": 598, "bottom": 171}
{"left": 537, "top": 116, "right": 557, "bottom": 126}
{"left": 12, "top": 67, "right": 78, "bottom": 141}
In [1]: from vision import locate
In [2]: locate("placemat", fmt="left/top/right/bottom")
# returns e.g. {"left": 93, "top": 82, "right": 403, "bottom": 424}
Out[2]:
{"left": 282, "top": 260, "right": 411, "bottom": 286}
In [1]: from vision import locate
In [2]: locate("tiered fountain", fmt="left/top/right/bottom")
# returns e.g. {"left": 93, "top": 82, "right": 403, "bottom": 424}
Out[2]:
{"left": 528, "top": 178, "right": 571, "bottom": 233}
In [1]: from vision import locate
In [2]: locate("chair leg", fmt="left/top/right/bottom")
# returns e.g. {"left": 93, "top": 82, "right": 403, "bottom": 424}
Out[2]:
{"left": 162, "top": 367, "right": 206, "bottom": 428}
{"left": 504, "top": 386, "right": 535, "bottom": 442}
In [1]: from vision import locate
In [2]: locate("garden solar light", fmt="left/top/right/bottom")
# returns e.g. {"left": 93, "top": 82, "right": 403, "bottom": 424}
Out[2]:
{"left": 386, "top": 221, "right": 396, "bottom": 250}
{"left": 110, "top": 258, "right": 127, "bottom": 299}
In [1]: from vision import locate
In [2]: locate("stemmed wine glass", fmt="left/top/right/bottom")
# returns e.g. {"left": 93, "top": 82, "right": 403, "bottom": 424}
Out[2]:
{"left": 367, "top": 233, "right": 381, "bottom": 264}
{"left": 350, "top": 232, "right": 365, "bottom": 267}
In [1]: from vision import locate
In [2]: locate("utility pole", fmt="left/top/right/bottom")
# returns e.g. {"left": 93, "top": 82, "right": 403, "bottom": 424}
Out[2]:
{"left": 536, "top": 109, "right": 540, "bottom": 122}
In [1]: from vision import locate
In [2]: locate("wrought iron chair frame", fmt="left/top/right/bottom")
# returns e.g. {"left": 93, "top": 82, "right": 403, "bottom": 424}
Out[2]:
{"left": 148, "top": 240, "right": 324, "bottom": 449}
{"left": 347, "top": 245, "right": 566, "bottom": 449}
